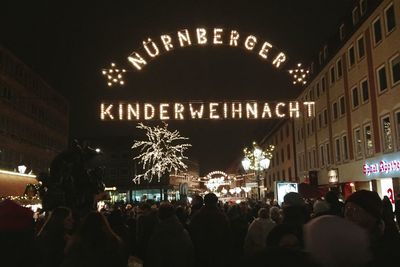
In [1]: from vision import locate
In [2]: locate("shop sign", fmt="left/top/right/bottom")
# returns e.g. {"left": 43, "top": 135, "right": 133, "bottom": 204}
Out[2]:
{"left": 362, "top": 153, "right": 400, "bottom": 179}
{"left": 328, "top": 169, "right": 338, "bottom": 184}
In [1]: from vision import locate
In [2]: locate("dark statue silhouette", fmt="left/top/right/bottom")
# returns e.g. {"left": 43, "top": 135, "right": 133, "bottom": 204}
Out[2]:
{"left": 37, "top": 140, "right": 105, "bottom": 215}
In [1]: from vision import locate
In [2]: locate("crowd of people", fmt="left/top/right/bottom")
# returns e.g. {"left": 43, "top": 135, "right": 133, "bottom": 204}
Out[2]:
{"left": 1, "top": 190, "right": 400, "bottom": 267}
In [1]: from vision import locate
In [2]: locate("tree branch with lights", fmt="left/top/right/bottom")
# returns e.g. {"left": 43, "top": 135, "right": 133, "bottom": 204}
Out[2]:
{"left": 132, "top": 123, "right": 191, "bottom": 184}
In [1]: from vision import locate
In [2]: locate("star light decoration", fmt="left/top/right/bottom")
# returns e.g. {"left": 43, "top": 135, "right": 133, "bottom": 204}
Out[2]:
{"left": 102, "top": 62, "right": 126, "bottom": 87}
{"left": 288, "top": 63, "right": 310, "bottom": 85}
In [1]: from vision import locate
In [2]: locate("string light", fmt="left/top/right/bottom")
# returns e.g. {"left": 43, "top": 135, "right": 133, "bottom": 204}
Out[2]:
{"left": 196, "top": 28, "right": 207, "bottom": 44}
{"left": 289, "top": 101, "right": 300, "bottom": 118}
{"left": 261, "top": 103, "right": 272, "bottom": 118}
{"left": 143, "top": 38, "right": 160, "bottom": 57}
{"left": 159, "top": 103, "right": 170, "bottom": 120}
{"left": 101, "top": 62, "right": 126, "bottom": 86}
{"left": 275, "top": 102, "right": 286, "bottom": 118}
{"left": 246, "top": 102, "right": 258, "bottom": 119}
{"left": 229, "top": 30, "right": 240, "bottom": 46}
{"left": 213, "top": 28, "right": 223, "bottom": 44}
{"left": 174, "top": 103, "right": 185, "bottom": 119}
{"left": 244, "top": 35, "right": 257, "bottom": 50}
{"left": 144, "top": 103, "right": 155, "bottom": 120}
{"left": 177, "top": 29, "right": 192, "bottom": 47}
{"left": 189, "top": 103, "right": 204, "bottom": 119}
{"left": 304, "top": 101, "right": 316, "bottom": 117}
{"left": 128, "top": 104, "right": 140, "bottom": 120}
{"left": 289, "top": 63, "right": 310, "bottom": 85}
{"left": 258, "top": 41, "right": 272, "bottom": 59}
{"left": 209, "top": 103, "right": 220, "bottom": 119}
{"left": 160, "top": 35, "right": 174, "bottom": 51}
{"left": 231, "top": 102, "right": 242, "bottom": 119}
{"left": 101, "top": 103, "right": 114, "bottom": 120}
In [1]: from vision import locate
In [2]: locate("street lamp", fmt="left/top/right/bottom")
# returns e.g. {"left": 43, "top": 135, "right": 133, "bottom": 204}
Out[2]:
{"left": 242, "top": 142, "right": 274, "bottom": 200}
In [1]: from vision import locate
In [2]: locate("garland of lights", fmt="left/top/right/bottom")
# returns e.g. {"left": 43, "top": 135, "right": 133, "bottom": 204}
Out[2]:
{"left": 100, "top": 27, "right": 310, "bottom": 86}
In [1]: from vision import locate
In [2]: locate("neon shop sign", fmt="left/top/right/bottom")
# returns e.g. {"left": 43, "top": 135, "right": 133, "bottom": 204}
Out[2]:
{"left": 100, "top": 101, "right": 315, "bottom": 121}
{"left": 363, "top": 157, "right": 400, "bottom": 178}
{"left": 127, "top": 27, "right": 287, "bottom": 70}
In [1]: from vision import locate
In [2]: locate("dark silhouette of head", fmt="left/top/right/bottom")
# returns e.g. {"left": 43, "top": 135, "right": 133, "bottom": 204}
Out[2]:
{"left": 204, "top": 193, "right": 218, "bottom": 207}
{"left": 158, "top": 202, "right": 175, "bottom": 221}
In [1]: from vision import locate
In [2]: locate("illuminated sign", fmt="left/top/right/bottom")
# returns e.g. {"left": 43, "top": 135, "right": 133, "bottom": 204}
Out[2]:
{"left": 100, "top": 101, "right": 315, "bottom": 121}
{"left": 275, "top": 182, "right": 298, "bottom": 206}
{"left": 362, "top": 153, "right": 400, "bottom": 178}
{"left": 127, "top": 27, "right": 287, "bottom": 70}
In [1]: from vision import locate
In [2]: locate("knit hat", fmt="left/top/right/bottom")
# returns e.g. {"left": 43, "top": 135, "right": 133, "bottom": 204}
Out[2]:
{"left": 345, "top": 190, "right": 382, "bottom": 220}
{"left": 283, "top": 192, "right": 305, "bottom": 207}
{"left": 0, "top": 199, "right": 33, "bottom": 231}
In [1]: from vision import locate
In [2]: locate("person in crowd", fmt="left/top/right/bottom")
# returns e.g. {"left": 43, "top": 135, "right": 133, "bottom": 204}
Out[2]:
{"left": 345, "top": 190, "right": 400, "bottom": 266}
{"left": 265, "top": 223, "right": 301, "bottom": 250}
{"left": 227, "top": 204, "right": 248, "bottom": 266}
{"left": 145, "top": 202, "right": 194, "bottom": 267}
{"left": 36, "top": 206, "right": 74, "bottom": 267}
{"left": 382, "top": 196, "right": 398, "bottom": 236}
{"left": 395, "top": 193, "right": 400, "bottom": 229}
{"left": 304, "top": 215, "right": 371, "bottom": 267}
{"left": 189, "top": 195, "right": 203, "bottom": 219}
{"left": 311, "top": 200, "right": 330, "bottom": 218}
{"left": 136, "top": 202, "right": 159, "bottom": 262}
{"left": 0, "top": 199, "right": 39, "bottom": 267}
{"left": 62, "top": 211, "right": 125, "bottom": 267}
{"left": 281, "top": 192, "right": 310, "bottom": 247}
{"left": 325, "top": 190, "right": 344, "bottom": 217}
{"left": 269, "top": 206, "right": 282, "bottom": 224}
{"left": 244, "top": 206, "right": 276, "bottom": 256}
{"left": 175, "top": 205, "right": 189, "bottom": 229}
{"left": 107, "top": 208, "right": 131, "bottom": 262}
{"left": 189, "top": 193, "right": 231, "bottom": 267}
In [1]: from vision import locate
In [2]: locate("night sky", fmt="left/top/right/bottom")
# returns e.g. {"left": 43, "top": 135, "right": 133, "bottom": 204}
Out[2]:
{"left": 1, "top": 0, "right": 351, "bottom": 175}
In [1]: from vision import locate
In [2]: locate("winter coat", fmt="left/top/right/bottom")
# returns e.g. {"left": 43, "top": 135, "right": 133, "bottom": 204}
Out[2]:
{"left": 244, "top": 218, "right": 276, "bottom": 255}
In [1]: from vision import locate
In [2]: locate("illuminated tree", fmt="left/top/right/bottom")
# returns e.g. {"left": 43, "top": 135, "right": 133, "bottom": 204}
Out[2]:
{"left": 132, "top": 123, "right": 191, "bottom": 184}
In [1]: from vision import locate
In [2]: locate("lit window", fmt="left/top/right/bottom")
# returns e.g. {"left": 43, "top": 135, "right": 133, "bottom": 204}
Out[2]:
{"left": 354, "top": 128, "right": 363, "bottom": 158}
{"left": 372, "top": 17, "right": 383, "bottom": 44}
{"left": 381, "top": 115, "right": 393, "bottom": 152}
{"left": 377, "top": 65, "right": 388, "bottom": 92}
{"left": 352, "top": 86, "right": 359, "bottom": 108}
{"left": 384, "top": 3, "right": 396, "bottom": 33}
{"left": 390, "top": 54, "right": 400, "bottom": 86}
{"left": 364, "top": 124, "right": 374, "bottom": 156}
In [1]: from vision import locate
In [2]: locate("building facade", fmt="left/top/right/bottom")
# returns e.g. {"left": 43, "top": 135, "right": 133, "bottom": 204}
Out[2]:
{"left": 263, "top": 0, "right": 400, "bottom": 201}
{"left": 0, "top": 46, "right": 69, "bottom": 177}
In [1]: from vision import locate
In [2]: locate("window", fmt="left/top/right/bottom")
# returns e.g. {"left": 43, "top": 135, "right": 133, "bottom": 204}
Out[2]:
{"left": 311, "top": 118, "right": 315, "bottom": 133}
{"left": 333, "top": 102, "right": 338, "bottom": 120}
{"left": 308, "top": 151, "right": 312, "bottom": 169}
{"left": 360, "top": 0, "right": 367, "bottom": 16}
{"left": 286, "top": 124, "right": 290, "bottom": 137}
{"left": 335, "top": 138, "right": 341, "bottom": 162}
{"left": 321, "top": 77, "right": 326, "bottom": 92}
{"left": 364, "top": 124, "right": 374, "bottom": 156}
{"left": 381, "top": 115, "right": 393, "bottom": 152}
{"left": 320, "top": 145, "right": 325, "bottom": 167}
{"left": 348, "top": 45, "right": 355, "bottom": 67}
{"left": 377, "top": 65, "right": 388, "bottom": 92}
{"left": 361, "top": 79, "right": 369, "bottom": 103}
{"left": 372, "top": 17, "right": 383, "bottom": 44}
{"left": 287, "top": 144, "right": 291, "bottom": 160}
{"left": 396, "top": 111, "right": 400, "bottom": 150}
{"left": 352, "top": 7, "right": 360, "bottom": 25}
{"left": 310, "top": 88, "right": 315, "bottom": 100}
{"left": 337, "top": 58, "right": 343, "bottom": 79}
{"left": 323, "top": 109, "right": 328, "bottom": 126}
{"left": 339, "top": 24, "right": 345, "bottom": 40}
{"left": 323, "top": 45, "right": 328, "bottom": 60}
{"left": 281, "top": 149, "right": 284, "bottom": 162}
{"left": 330, "top": 66, "right": 335, "bottom": 85}
{"left": 357, "top": 35, "right": 365, "bottom": 59}
{"left": 352, "top": 86, "right": 359, "bottom": 108}
{"left": 390, "top": 54, "right": 400, "bottom": 86}
{"left": 354, "top": 128, "right": 363, "bottom": 158}
{"left": 280, "top": 129, "right": 283, "bottom": 141}
{"left": 326, "top": 143, "right": 331, "bottom": 165}
{"left": 282, "top": 170, "right": 286, "bottom": 180}
{"left": 342, "top": 135, "right": 349, "bottom": 161}
{"left": 339, "top": 96, "right": 346, "bottom": 116}
{"left": 384, "top": 3, "right": 396, "bottom": 33}
{"left": 316, "top": 82, "right": 320, "bottom": 97}
{"left": 313, "top": 149, "right": 317, "bottom": 168}
{"left": 318, "top": 113, "right": 322, "bottom": 129}
{"left": 288, "top": 167, "right": 292, "bottom": 181}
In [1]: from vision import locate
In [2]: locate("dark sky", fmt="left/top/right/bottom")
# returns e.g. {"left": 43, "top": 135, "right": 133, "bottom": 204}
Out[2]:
{"left": 1, "top": 0, "right": 351, "bottom": 175}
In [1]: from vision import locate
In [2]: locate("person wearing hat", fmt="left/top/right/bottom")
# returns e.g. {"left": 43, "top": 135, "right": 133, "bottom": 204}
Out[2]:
{"left": 345, "top": 190, "right": 400, "bottom": 266}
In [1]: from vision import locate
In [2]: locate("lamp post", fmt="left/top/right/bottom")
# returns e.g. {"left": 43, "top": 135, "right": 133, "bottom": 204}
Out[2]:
{"left": 241, "top": 142, "right": 274, "bottom": 200}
